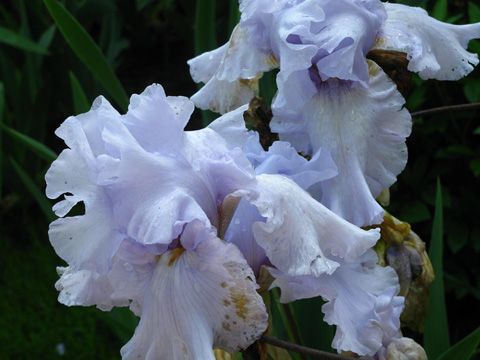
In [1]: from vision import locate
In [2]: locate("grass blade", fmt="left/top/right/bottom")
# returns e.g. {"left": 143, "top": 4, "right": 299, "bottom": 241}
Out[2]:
{"left": 0, "top": 82, "right": 4, "bottom": 198}
{"left": 9, "top": 157, "right": 55, "bottom": 222}
{"left": 0, "top": 26, "right": 50, "bottom": 55}
{"left": 424, "top": 178, "right": 450, "bottom": 359}
{"left": 69, "top": 71, "right": 91, "bottom": 115}
{"left": 194, "top": 0, "right": 217, "bottom": 55}
{"left": 1, "top": 124, "right": 57, "bottom": 163}
{"left": 437, "top": 327, "right": 480, "bottom": 360}
{"left": 43, "top": 0, "right": 129, "bottom": 112}
{"left": 228, "top": 0, "right": 240, "bottom": 33}
{"left": 432, "top": 0, "right": 447, "bottom": 21}
{"left": 194, "top": 0, "right": 219, "bottom": 126}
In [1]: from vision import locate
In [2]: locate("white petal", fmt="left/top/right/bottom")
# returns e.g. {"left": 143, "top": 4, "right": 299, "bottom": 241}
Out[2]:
{"left": 225, "top": 197, "right": 269, "bottom": 276}
{"left": 121, "top": 235, "right": 268, "bottom": 360}
{"left": 228, "top": 174, "right": 380, "bottom": 277}
{"left": 376, "top": 3, "right": 480, "bottom": 80}
{"left": 189, "top": 25, "right": 278, "bottom": 114}
{"left": 55, "top": 266, "right": 124, "bottom": 311}
{"left": 190, "top": 76, "right": 259, "bottom": 114}
{"left": 207, "top": 104, "right": 250, "bottom": 149}
{"left": 244, "top": 131, "right": 338, "bottom": 189}
{"left": 272, "top": 62, "right": 412, "bottom": 226}
{"left": 270, "top": 0, "right": 386, "bottom": 85}
{"left": 189, "top": 43, "right": 229, "bottom": 84}
{"left": 45, "top": 100, "right": 125, "bottom": 277}
{"left": 270, "top": 250, "right": 403, "bottom": 356}
{"left": 123, "top": 84, "right": 193, "bottom": 153}
{"left": 100, "top": 103, "right": 255, "bottom": 247}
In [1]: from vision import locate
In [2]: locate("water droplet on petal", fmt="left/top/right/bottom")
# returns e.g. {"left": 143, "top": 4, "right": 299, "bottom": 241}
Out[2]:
{"left": 234, "top": 218, "right": 240, "bottom": 225}
{"left": 194, "top": 283, "right": 202, "bottom": 293}
{"left": 123, "top": 263, "right": 134, "bottom": 272}
{"left": 118, "top": 282, "right": 127, "bottom": 290}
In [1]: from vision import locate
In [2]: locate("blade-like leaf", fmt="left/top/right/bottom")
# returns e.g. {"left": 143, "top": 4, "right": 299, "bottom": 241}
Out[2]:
{"left": 194, "top": 0, "right": 217, "bottom": 55}
{"left": 228, "top": 0, "right": 240, "bottom": 34}
{"left": 194, "top": 0, "right": 219, "bottom": 126}
{"left": 69, "top": 71, "right": 91, "bottom": 115}
{"left": 9, "top": 157, "right": 55, "bottom": 222}
{"left": 136, "top": 0, "right": 156, "bottom": 11}
{"left": 1, "top": 124, "right": 57, "bottom": 163}
{"left": 43, "top": 0, "right": 129, "bottom": 112}
{"left": 0, "top": 82, "right": 4, "bottom": 198}
{"left": 0, "top": 26, "right": 50, "bottom": 55}
{"left": 437, "top": 327, "right": 480, "bottom": 360}
{"left": 432, "top": 0, "right": 447, "bottom": 21}
{"left": 424, "top": 178, "right": 450, "bottom": 359}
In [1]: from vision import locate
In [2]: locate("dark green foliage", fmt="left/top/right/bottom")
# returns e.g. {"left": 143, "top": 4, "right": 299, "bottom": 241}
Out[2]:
{"left": 0, "top": 0, "right": 479, "bottom": 359}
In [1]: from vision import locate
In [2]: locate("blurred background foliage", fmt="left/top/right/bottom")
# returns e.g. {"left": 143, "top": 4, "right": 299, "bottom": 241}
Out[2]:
{"left": 0, "top": 0, "right": 479, "bottom": 359}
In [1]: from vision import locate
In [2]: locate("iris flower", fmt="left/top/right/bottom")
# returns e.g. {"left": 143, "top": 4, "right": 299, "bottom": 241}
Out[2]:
{"left": 46, "top": 84, "right": 396, "bottom": 358}
{"left": 189, "top": 0, "right": 480, "bottom": 226}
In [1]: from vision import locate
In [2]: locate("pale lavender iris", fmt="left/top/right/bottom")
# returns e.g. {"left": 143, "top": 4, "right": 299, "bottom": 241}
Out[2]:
{"left": 46, "top": 84, "right": 269, "bottom": 359}
{"left": 189, "top": 0, "right": 480, "bottom": 227}
{"left": 47, "top": 83, "right": 392, "bottom": 359}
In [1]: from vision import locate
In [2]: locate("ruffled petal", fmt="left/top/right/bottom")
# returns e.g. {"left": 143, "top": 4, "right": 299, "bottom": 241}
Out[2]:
{"left": 207, "top": 104, "right": 250, "bottom": 149}
{"left": 269, "top": 0, "right": 385, "bottom": 85}
{"left": 225, "top": 197, "right": 269, "bottom": 277}
{"left": 227, "top": 174, "right": 380, "bottom": 277}
{"left": 120, "top": 234, "right": 268, "bottom": 360}
{"left": 244, "top": 131, "right": 337, "bottom": 189}
{"left": 55, "top": 266, "right": 123, "bottom": 311}
{"left": 189, "top": 25, "right": 278, "bottom": 114}
{"left": 270, "top": 250, "right": 403, "bottom": 356}
{"left": 45, "top": 98, "right": 125, "bottom": 278}
{"left": 375, "top": 3, "right": 480, "bottom": 80}
{"left": 272, "top": 61, "right": 412, "bottom": 226}
{"left": 98, "top": 85, "right": 255, "bottom": 247}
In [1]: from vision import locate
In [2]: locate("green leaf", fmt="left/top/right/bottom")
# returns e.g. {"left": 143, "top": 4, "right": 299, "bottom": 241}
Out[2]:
{"left": 228, "top": 0, "right": 240, "bottom": 34}
{"left": 0, "top": 26, "right": 50, "bottom": 55}
{"left": 194, "top": 0, "right": 217, "bottom": 55}
{"left": 9, "top": 157, "right": 56, "bottom": 223}
{"left": 399, "top": 200, "right": 431, "bottom": 224}
{"left": 469, "top": 159, "right": 480, "bottom": 176}
{"left": 424, "top": 178, "right": 450, "bottom": 360}
{"left": 136, "top": 0, "right": 156, "bottom": 11}
{"left": 437, "top": 327, "right": 480, "bottom": 360}
{"left": 1, "top": 124, "right": 57, "bottom": 163}
{"left": 69, "top": 71, "right": 91, "bottom": 115}
{"left": 43, "top": 0, "right": 129, "bottom": 112}
{"left": 432, "top": 0, "right": 447, "bottom": 21}
{"left": 474, "top": 127, "right": 480, "bottom": 135}
{"left": 447, "top": 221, "right": 468, "bottom": 254}
{"left": 0, "top": 82, "right": 4, "bottom": 199}
{"left": 464, "top": 78, "right": 480, "bottom": 103}
{"left": 469, "top": 2, "right": 480, "bottom": 23}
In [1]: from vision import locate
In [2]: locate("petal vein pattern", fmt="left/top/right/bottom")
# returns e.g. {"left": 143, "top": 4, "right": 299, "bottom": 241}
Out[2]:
{"left": 45, "top": 83, "right": 266, "bottom": 356}
{"left": 272, "top": 61, "right": 412, "bottom": 226}
{"left": 120, "top": 235, "right": 268, "bottom": 360}
{"left": 269, "top": 250, "right": 403, "bottom": 356}
{"left": 227, "top": 174, "right": 380, "bottom": 277}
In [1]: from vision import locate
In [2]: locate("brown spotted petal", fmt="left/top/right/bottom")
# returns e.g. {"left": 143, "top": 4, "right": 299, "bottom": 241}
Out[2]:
{"left": 121, "top": 233, "right": 268, "bottom": 360}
